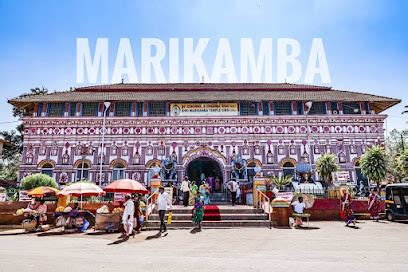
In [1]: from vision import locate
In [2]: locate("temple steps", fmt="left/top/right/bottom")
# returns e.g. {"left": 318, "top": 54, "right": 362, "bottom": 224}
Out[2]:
{"left": 145, "top": 205, "right": 269, "bottom": 229}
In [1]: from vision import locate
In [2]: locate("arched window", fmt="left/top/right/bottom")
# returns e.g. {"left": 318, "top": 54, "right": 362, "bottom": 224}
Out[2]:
{"left": 26, "top": 153, "right": 34, "bottom": 164}
{"left": 338, "top": 152, "right": 346, "bottom": 163}
{"left": 267, "top": 150, "right": 274, "bottom": 164}
{"left": 112, "top": 162, "right": 125, "bottom": 181}
{"left": 76, "top": 161, "right": 90, "bottom": 181}
{"left": 282, "top": 162, "right": 295, "bottom": 178}
{"left": 41, "top": 163, "right": 54, "bottom": 177}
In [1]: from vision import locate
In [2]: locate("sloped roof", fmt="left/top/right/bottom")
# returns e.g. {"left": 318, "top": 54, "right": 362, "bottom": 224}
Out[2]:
{"left": 8, "top": 83, "right": 400, "bottom": 113}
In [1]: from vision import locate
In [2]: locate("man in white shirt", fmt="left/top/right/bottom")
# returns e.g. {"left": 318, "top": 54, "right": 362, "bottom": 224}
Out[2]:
{"left": 291, "top": 196, "right": 306, "bottom": 227}
{"left": 228, "top": 179, "right": 239, "bottom": 206}
{"left": 157, "top": 186, "right": 172, "bottom": 233}
{"left": 122, "top": 194, "right": 135, "bottom": 239}
{"left": 181, "top": 176, "right": 191, "bottom": 207}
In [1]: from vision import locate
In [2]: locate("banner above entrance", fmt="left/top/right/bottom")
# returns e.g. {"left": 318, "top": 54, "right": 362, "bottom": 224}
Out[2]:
{"left": 170, "top": 103, "right": 239, "bottom": 117}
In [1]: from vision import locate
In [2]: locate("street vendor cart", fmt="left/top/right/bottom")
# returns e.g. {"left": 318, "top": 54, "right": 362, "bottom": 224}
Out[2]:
{"left": 95, "top": 212, "right": 122, "bottom": 232}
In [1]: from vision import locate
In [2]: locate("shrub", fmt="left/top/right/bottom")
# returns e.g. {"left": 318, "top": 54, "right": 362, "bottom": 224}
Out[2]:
{"left": 21, "top": 173, "right": 58, "bottom": 190}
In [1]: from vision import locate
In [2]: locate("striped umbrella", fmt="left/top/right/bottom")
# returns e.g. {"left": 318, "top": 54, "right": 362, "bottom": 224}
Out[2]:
{"left": 103, "top": 179, "right": 148, "bottom": 194}
{"left": 58, "top": 182, "right": 103, "bottom": 197}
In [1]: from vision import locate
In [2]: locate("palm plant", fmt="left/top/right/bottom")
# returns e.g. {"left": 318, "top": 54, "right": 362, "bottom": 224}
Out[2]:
{"left": 316, "top": 153, "right": 340, "bottom": 185}
{"left": 360, "top": 145, "right": 387, "bottom": 190}
{"left": 270, "top": 175, "right": 292, "bottom": 190}
{"left": 403, "top": 105, "right": 408, "bottom": 115}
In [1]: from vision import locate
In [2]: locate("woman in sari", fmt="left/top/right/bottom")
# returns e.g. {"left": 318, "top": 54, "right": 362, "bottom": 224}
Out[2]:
{"left": 189, "top": 181, "right": 199, "bottom": 205}
{"left": 368, "top": 188, "right": 380, "bottom": 221}
{"left": 192, "top": 191, "right": 205, "bottom": 231}
{"left": 199, "top": 182, "right": 211, "bottom": 205}
{"left": 341, "top": 189, "right": 355, "bottom": 226}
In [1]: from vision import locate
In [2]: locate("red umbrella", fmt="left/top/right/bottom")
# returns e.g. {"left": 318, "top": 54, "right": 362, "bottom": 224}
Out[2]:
{"left": 103, "top": 179, "right": 148, "bottom": 194}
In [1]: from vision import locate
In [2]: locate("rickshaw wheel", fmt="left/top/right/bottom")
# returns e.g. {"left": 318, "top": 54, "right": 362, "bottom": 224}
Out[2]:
{"left": 387, "top": 212, "right": 395, "bottom": 221}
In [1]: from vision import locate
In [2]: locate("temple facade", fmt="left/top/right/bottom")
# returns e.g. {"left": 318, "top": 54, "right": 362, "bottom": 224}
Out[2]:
{"left": 9, "top": 83, "right": 399, "bottom": 190}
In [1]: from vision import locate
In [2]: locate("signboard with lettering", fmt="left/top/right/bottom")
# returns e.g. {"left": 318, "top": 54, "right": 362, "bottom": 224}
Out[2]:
{"left": 332, "top": 171, "right": 350, "bottom": 185}
{"left": 19, "top": 190, "right": 31, "bottom": 202}
{"left": 275, "top": 192, "right": 294, "bottom": 201}
{"left": 170, "top": 103, "right": 239, "bottom": 117}
{"left": 114, "top": 193, "right": 126, "bottom": 204}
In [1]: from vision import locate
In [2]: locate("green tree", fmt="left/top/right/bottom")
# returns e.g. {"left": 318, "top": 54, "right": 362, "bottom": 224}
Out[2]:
{"left": 385, "top": 129, "right": 407, "bottom": 182}
{"left": 360, "top": 145, "right": 388, "bottom": 190}
{"left": 316, "top": 153, "right": 340, "bottom": 185}
{"left": 0, "top": 87, "right": 49, "bottom": 181}
{"left": 20, "top": 173, "right": 58, "bottom": 190}
{"left": 399, "top": 150, "right": 408, "bottom": 180}
{"left": 0, "top": 154, "right": 20, "bottom": 180}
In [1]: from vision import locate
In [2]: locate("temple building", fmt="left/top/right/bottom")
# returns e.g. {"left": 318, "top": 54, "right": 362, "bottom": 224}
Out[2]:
{"left": 9, "top": 83, "right": 399, "bottom": 192}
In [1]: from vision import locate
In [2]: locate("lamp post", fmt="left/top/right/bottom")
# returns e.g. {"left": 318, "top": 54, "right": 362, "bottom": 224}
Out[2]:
{"left": 304, "top": 101, "right": 313, "bottom": 163}
{"left": 99, "top": 102, "right": 111, "bottom": 186}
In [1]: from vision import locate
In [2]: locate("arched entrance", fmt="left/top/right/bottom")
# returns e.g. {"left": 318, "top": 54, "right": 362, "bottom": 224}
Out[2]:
{"left": 186, "top": 157, "right": 223, "bottom": 192}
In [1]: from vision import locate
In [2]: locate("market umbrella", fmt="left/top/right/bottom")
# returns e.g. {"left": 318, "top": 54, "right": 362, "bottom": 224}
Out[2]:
{"left": 28, "top": 186, "right": 60, "bottom": 197}
{"left": 103, "top": 179, "right": 148, "bottom": 194}
{"left": 292, "top": 193, "right": 315, "bottom": 209}
{"left": 58, "top": 182, "right": 104, "bottom": 197}
{"left": 58, "top": 182, "right": 104, "bottom": 209}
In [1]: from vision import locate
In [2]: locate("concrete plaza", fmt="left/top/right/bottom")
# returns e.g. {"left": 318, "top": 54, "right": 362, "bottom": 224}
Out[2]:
{"left": 0, "top": 220, "right": 407, "bottom": 272}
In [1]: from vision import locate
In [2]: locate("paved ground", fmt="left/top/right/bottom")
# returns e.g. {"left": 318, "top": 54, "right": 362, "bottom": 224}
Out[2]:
{"left": 0, "top": 220, "right": 407, "bottom": 272}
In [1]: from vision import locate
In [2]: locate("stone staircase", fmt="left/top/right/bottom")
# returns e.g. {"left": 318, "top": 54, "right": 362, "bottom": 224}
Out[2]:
{"left": 209, "top": 192, "right": 229, "bottom": 203}
{"left": 146, "top": 205, "right": 269, "bottom": 229}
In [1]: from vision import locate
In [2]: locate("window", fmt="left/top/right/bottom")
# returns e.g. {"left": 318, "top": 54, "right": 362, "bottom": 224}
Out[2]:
{"left": 136, "top": 102, "right": 144, "bottom": 116}
{"left": 76, "top": 162, "right": 90, "bottom": 181}
{"left": 240, "top": 102, "right": 258, "bottom": 116}
{"left": 41, "top": 163, "right": 53, "bottom": 177}
{"left": 37, "top": 103, "right": 43, "bottom": 116}
{"left": 343, "top": 102, "right": 361, "bottom": 114}
{"left": 338, "top": 152, "right": 346, "bottom": 163}
{"left": 278, "top": 145, "right": 285, "bottom": 155}
{"left": 297, "top": 102, "right": 304, "bottom": 115}
{"left": 82, "top": 102, "right": 98, "bottom": 117}
{"left": 114, "top": 102, "right": 132, "bottom": 117}
{"left": 365, "top": 102, "right": 370, "bottom": 113}
{"left": 47, "top": 103, "right": 65, "bottom": 117}
{"left": 148, "top": 102, "right": 166, "bottom": 116}
{"left": 274, "top": 101, "right": 292, "bottom": 115}
{"left": 308, "top": 102, "right": 326, "bottom": 115}
{"left": 262, "top": 102, "right": 270, "bottom": 115}
{"left": 112, "top": 163, "right": 125, "bottom": 181}
{"left": 314, "top": 145, "right": 321, "bottom": 154}
{"left": 69, "top": 103, "right": 77, "bottom": 116}
{"left": 267, "top": 150, "right": 274, "bottom": 164}
{"left": 330, "top": 102, "right": 339, "bottom": 113}
{"left": 290, "top": 145, "right": 297, "bottom": 155}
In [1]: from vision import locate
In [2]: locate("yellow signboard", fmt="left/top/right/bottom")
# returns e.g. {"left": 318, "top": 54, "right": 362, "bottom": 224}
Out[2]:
{"left": 170, "top": 103, "right": 239, "bottom": 117}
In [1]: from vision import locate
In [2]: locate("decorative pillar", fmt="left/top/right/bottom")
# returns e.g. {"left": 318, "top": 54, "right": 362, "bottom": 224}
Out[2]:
{"left": 253, "top": 177, "right": 267, "bottom": 207}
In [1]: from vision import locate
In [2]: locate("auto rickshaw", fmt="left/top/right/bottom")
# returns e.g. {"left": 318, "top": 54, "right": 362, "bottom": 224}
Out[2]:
{"left": 385, "top": 183, "right": 408, "bottom": 221}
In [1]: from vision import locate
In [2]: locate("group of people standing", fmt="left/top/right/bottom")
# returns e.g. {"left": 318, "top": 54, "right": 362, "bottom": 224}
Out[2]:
{"left": 181, "top": 176, "right": 211, "bottom": 207}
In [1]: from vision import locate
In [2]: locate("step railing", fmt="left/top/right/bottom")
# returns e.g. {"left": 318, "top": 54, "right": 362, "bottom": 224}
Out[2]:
{"left": 144, "top": 190, "right": 160, "bottom": 222}
{"left": 255, "top": 189, "right": 272, "bottom": 229}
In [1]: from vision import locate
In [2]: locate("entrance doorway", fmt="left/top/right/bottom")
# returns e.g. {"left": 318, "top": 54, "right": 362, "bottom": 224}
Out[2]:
{"left": 186, "top": 157, "right": 223, "bottom": 192}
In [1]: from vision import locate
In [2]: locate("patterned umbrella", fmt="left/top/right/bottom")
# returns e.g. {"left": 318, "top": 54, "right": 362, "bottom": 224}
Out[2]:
{"left": 58, "top": 182, "right": 104, "bottom": 197}
{"left": 103, "top": 179, "right": 148, "bottom": 194}
{"left": 28, "top": 186, "right": 60, "bottom": 197}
